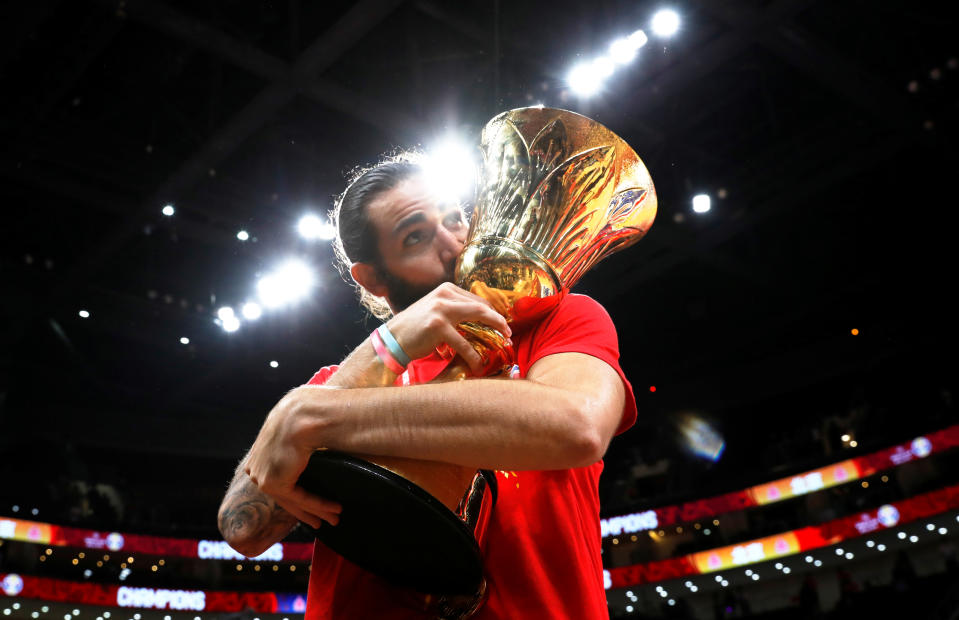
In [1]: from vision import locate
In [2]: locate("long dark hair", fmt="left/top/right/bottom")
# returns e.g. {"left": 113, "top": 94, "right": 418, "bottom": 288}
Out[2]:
{"left": 330, "top": 152, "right": 422, "bottom": 319}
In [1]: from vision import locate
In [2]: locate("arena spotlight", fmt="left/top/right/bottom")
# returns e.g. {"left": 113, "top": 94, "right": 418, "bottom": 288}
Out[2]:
{"left": 241, "top": 301, "right": 262, "bottom": 320}
{"left": 651, "top": 9, "right": 680, "bottom": 37}
{"left": 256, "top": 259, "right": 317, "bottom": 309}
{"left": 592, "top": 56, "right": 616, "bottom": 79}
{"left": 162, "top": 204, "right": 175, "bottom": 216}
{"left": 298, "top": 214, "right": 336, "bottom": 241}
{"left": 216, "top": 306, "right": 241, "bottom": 332}
{"left": 78, "top": 310, "right": 90, "bottom": 318}
{"left": 179, "top": 337, "right": 190, "bottom": 345}
{"left": 692, "top": 194, "right": 711, "bottom": 213}
{"left": 423, "top": 137, "right": 477, "bottom": 203}
{"left": 609, "top": 29, "right": 648, "bottom": 64}
{"left": 608, "top": 40, "right": 635, "bottom": 63}
{"left": 237, "top": 230, "right": 250, "bottom": 241}
{"left": 567, "top": 61, "right": 604, "bottom": 97}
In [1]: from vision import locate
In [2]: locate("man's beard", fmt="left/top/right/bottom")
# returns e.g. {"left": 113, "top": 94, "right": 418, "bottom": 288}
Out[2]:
{"left": 375, "top": 261, "right": 455, "bottom": 313}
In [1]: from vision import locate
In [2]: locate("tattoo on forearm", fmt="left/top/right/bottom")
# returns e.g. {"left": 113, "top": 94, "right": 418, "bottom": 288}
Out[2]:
{"left": 218, "top": 476, "right": 293, "bottom": 542}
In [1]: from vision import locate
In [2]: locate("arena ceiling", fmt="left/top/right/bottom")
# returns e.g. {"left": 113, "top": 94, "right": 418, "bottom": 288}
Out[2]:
{"left": 1, "top": 0, "right": 956, "bottom": 515}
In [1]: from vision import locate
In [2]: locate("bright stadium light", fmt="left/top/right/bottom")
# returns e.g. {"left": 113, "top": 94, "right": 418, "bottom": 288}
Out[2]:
{"left": 692, "top": 194, "right": 711, "bottom": 213}
{"left": 629, "top": 29, "right": 649, "bottom": 49}
{"left": 609, "top": 29, "right": 648, "bottom": 64}
{"left": 567, "top": 61, "right": 604, "bottom": 97}
{"left": 237, "top": 230, "right": 250, "bottom": 241}
{"left": 217, "top": 306, "right": 235, "bottom": 322}
{"left": 241, "top": 301, "right": 262, "bottom": 320}
{"left": 221, "top": 314, "right": 241, "bottom": 333}
{"left": 423, "top": 137, "right": 477, "bottom": 203}
{"left": 651, "top": 8, "right": 680, "bottom": 37}
{"left": 162, "top": 204, "right": 175, "bottom": 216}
{"left": 609, "top": 38, "right": 637, "bottom": 64}
{"left": 298, "top": 214, "right": 336, "bottom": 240}
{"left": 256, "top": 259, "right": 317, "bottom": 309}
{"left": 592, "top": 56, "right": 616, "bottom": 78}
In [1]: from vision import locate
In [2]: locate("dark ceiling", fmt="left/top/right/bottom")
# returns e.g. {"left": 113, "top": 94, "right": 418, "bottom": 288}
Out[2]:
{"left": 1, "top": 0, "right": 956, "bottom": 526}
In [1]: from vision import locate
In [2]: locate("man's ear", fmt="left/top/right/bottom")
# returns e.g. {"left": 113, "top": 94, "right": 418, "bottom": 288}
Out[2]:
{"left": 350, "top": 262, "right": 389, "bottom": 298}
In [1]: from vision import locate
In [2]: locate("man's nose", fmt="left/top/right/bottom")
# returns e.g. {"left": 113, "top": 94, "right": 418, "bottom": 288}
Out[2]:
{"left": 436, "top": 223, "right": 464, "bottom": 263}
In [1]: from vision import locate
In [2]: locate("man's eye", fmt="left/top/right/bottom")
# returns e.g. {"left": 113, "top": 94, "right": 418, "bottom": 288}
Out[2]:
{"left": 445, "top": 212, "right": 464, "bottom": 227}
{"left": 403, "top": 230, "right": 424, "bottom": 247}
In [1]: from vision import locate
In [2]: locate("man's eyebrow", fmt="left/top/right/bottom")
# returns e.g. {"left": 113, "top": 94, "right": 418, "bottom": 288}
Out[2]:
{"left": 392, "top": 211, "right": 426, "bottom": 235}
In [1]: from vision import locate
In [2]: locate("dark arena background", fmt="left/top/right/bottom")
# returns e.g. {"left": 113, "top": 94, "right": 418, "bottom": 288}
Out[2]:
{"left": 1, "top": 1, "right": 958, "bottom": 619}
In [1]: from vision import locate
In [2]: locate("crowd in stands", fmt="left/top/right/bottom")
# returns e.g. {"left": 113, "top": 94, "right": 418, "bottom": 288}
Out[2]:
{"left": 609, "top": 545, "right": 959, "bottom": 619}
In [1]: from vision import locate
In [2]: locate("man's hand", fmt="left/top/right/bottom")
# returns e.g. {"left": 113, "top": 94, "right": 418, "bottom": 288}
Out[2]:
{"left": 386, "top": 282, "right": 511, "bottom": 375}
{"left": 244, "top": 387, "right": 342, "bottom": 530}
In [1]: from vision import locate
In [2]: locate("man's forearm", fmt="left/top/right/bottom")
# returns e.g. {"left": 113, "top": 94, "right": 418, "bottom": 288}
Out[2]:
{"left": 293, "top": 358, "right": 621, "bottom": 471}
{"left": 218, "top": 456, "right": 298, "bottom": 557}
{"left": 324, "top": 337, "right": 398, "bottom": 388}
{"left": 218, "top": 337, "right": 395, "bottom": 556}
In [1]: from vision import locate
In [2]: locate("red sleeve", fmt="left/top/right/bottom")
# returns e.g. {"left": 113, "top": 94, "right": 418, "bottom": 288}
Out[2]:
{"left": 526, "top": 294, "right": 637, "bottom": 435}
{"left": 306, "top": 365, "right": 339, "bottom": 386}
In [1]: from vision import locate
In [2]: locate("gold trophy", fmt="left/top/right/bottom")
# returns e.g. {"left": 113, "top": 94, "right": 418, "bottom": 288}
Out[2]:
{"left": 453, "top": 106, "right": 657, "bottom": 375}
{"left": 298, "top": 107, "right": 656, "bottom": 618}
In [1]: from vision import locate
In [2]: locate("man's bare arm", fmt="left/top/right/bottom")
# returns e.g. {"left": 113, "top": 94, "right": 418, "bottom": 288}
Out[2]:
{"left": 216, "top": 333, "right": 405, "bottom": 555}
{"left": 244, "top": 352, "right": 628, "bottom": 511}
{"left": 219, "top": 283, "right": 511, "bottom": 551}
{"left": 217, "top": 455, "right": 300, "bottom": 558}
{"left": 314, "top": 352, "right": 626, "bottom": 470}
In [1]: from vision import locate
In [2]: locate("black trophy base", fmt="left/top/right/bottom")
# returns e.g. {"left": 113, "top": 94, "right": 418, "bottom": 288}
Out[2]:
{"left": 297, "top": 450, "right": 484, "bottom": 596}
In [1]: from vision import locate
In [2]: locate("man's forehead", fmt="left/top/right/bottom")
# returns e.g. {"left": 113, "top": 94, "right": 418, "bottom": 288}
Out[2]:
{"left": 367, "top": 176, "right": 448, "bottom": 235}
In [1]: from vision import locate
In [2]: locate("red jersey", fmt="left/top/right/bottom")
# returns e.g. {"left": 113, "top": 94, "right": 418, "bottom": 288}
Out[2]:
{"left": 304, "top": 294, "right": 636, "bottom": 619}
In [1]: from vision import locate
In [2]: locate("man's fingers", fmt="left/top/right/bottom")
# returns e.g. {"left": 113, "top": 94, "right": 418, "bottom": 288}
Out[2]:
{"left": 444, "top": 329, "right": 485, "bottom": 375}
{"left": 288, "top": 485, "right": 342, "bottom": 521}
{"left": 443, "top": 287, "right": 512, "bottom": 335}
{"left": 472, "top": 304, "right": 511, "bottom": 338}
{"left": 444, "top": 300, "right": 511, "bottom": 339}
{"left": 277, "top": 500, "right": 324, "bottom": 530}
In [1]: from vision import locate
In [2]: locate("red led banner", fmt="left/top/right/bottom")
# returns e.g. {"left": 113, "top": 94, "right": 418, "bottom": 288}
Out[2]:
{"left": 601, "top": 424, "right": 959, "bottom": 538}
{"left": 605, "top": 482, "right": 959, "bottom": 588}
{"left": 0, "top": 575, "right": 307, "bottom": 614}
{"left": 0, "top": 518, "right": 314, "bottom": 563}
